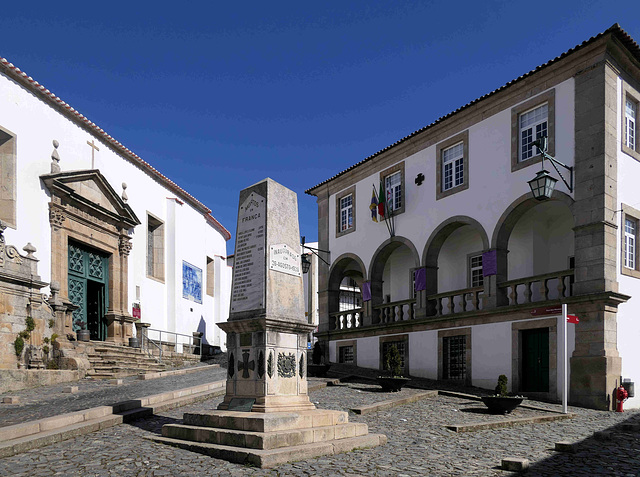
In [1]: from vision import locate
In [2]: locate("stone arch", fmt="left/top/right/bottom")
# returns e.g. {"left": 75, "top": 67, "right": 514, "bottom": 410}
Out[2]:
{"left": 491, "top": 191, "right": 574, "bottom": 250}
{"left": 422, "top": 216, "right": 489, "bottom": 269}
{"left": 327, "top": 252, "right": 366, "bottom": 311}
{"left": 368, "top": 236, "right": 420, "bottom": 306}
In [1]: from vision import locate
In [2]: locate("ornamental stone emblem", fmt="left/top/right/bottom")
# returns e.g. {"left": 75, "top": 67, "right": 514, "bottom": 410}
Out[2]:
{"left": 277, "top": 352, "right": 296, "bottom": 378}
{"left": 118, "top": 236, "right": 132, "bottom": 256}
{"left": 49, "top": 208, "right": 66, "bottom": 228}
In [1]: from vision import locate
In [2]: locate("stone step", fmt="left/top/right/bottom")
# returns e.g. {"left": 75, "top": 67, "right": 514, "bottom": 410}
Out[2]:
{"left": 183, "top": 409, "right": 349, "bottom": 433}
{"left": 162, "top": 421, "right": 369, "bottom": 450}
{"left": 150, "top": 433, "right": 387, "bottom": 469}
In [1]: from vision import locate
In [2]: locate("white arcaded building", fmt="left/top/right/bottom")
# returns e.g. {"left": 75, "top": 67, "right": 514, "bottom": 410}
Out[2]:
{"left": 306, "top": 24, "right": 640, "bottom": 410}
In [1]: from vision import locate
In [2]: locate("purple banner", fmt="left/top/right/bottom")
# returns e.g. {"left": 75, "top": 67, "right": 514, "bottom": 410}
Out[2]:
{"left": 482, "top": 250, "right": 497, "bottom": 276}
{"left": 414, "top": 267, "right": 426, "bottom": 292}
{"left": 362, "top": 281, "right": 371, "bottom": 301}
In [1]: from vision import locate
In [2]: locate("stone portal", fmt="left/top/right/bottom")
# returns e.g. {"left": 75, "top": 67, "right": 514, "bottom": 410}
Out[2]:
{"left": 155, "top": 178, "right": 386, "bottom": 468}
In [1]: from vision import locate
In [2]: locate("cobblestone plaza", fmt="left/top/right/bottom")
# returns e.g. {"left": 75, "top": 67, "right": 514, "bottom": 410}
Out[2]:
{"left": 1, "top": 365, "right": 639, "bottom": 476}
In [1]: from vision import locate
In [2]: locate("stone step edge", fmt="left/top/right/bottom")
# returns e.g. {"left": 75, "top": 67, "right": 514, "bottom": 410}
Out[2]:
{"left": 350, "top": 391, "right": 437, "bottom": 415}
{"left": 137, "top": 364, "right": 220, "bottom": 380}
{"left": 445, "top": 412, "right": 574, "bottom": 433}
{"left": 162, "top": 421, "right": 368, "bottom": 449}
{"left": 149, "top": 433, "right": 387, "bottom": 469}
{"left": 0, "top": 380, "right": 226, "bottom": 445}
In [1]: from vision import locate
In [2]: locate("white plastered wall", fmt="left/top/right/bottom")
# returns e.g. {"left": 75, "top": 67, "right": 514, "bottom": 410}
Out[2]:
{"left": 615, "top": 77, "right": 640, "bottom": 409}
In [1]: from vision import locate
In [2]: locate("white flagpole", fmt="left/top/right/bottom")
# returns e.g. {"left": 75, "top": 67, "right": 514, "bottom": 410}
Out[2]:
{"left": 562, "top": 303, "right": 568, "bottom": 414}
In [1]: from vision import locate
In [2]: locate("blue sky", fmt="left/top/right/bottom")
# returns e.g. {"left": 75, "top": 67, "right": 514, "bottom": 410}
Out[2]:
{"left": 2, "top": 2, "right": 639, "bottom": 253}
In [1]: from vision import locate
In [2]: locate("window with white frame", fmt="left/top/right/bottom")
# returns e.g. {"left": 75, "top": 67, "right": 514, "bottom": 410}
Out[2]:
{"left": 469, "top": 254, "right": 483, "bottom": 288}
{"left": 339, "top": 194, "right": 353, "bottom": 232}
{"left": 625, "top": 98, "right": 637, "bottom": 151}
{"left": 442, "top": 142, "right": 464, "bottom": 191}
{"left": 385, "top": 171, "right": 402, "bottom": 211}
{"left": 625, "top": 217, "right": 637, "bottom": 270}
{"left": 520, "top": 103, "right": 548, "bottom": 162}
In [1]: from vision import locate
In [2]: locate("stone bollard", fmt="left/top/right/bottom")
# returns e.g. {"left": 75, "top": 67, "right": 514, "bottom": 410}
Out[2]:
{"left": 2, "top": 396, "right": 19, "bottom": 404}
{"left": 554, "top": 441, "right": 576, "bottom": 453}
{"left": 501, "top": 458, "right": 529, "bottom": 471}
{"left": 63, "top": 386, "right": 79, "bottom": 394}
{"left": 109, "top": 379, "right": 123, "bottom": 385}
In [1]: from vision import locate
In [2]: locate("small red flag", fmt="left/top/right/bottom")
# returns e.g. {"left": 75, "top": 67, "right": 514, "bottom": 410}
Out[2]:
{"left": 567, "top": 314, "right": 579, "bottom": 324}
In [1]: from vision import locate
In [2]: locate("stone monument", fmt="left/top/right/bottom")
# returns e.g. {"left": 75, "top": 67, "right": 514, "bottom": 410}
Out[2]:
{"left": 154, "top": 179, "right": 385, "bottom": 468}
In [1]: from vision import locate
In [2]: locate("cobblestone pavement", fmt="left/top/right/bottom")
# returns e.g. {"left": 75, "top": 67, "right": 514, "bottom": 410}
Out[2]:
{"left": 0, "top": 364, "right": 227, "bottom": 427}
{"left": 1, "top": 376, "right": 639, "bottom": 476}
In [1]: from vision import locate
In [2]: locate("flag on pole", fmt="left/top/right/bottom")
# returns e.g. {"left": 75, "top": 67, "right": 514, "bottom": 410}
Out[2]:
{"left": 378, "top": 181, "right": 386, "bottom": 219}
{"left": 370, "top": 187, "right": 378, "bottom": 222}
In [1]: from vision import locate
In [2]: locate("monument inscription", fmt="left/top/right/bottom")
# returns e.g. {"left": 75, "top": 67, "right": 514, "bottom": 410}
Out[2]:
{"left": 231, "top": 192, "right": 266, "bottom": 312}
{"left": 269, "top": 243, "right": 301, "bottom": 277}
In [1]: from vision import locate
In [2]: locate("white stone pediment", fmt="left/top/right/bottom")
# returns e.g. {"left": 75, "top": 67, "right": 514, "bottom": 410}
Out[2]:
{"left": 40, "top": 170, "right": 140, "bottom": 228}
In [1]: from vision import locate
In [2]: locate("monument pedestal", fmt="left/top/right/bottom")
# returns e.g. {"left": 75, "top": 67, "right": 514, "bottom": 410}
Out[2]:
{"left": 153, "top": 409, "right": 386, "bottom": 468}
{"left": 157, "top": 178, "right": 385, "bottom": 467}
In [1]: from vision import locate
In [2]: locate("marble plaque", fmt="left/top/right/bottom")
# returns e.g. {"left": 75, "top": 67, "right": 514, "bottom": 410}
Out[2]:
{"left": 231, "top": 192, "right": 266, "bottom": 312}
{"left": 269, "top": 243, "right": 301, "bottom": 277}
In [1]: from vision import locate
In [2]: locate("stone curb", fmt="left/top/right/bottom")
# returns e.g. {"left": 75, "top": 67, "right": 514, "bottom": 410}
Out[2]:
{"left": 0, "top": 380, "right": 226, "bottom": 458}
{"left": 445, "top": 412, "right": 574, "bottom": 433}
{"left": 137, "top": 364, "right": 221, "bottom": 380}
{"left": 350, "top": 391, "right": 438, "bottom": 415}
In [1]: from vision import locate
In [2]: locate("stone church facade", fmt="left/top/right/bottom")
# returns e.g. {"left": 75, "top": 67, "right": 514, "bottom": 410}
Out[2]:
{"left": 0, "top": 56, "right": 232, "bottom": 372}
{"left": 307, "top": 25, "right": 640, "bottom": 410}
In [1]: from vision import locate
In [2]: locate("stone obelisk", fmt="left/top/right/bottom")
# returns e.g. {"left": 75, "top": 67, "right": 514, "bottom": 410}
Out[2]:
{"left": 155, "top": 179, "right": 385, "bottom": 468}
{"left": 217, "top": 178, "right": 316, "bottom": 412}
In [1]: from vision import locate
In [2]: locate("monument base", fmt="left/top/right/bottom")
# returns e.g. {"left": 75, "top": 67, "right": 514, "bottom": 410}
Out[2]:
{"left": 153, "top": 409, "right": 386, "bottom": 468}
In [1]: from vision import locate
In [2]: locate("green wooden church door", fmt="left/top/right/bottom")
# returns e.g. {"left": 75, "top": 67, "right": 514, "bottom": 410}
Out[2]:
{"left": 68, "top": 242, "right": 109, "bottom": 341}
{"left": 521, "top": 328, "right": 550, "bottom": 392}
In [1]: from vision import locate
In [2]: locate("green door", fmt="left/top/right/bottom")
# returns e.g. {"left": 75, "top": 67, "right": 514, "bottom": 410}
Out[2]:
{"left": 521, "top": 328, "right": 550, "bottom": 392}
{"left": 68, "top": 242, "right": 109, "bottom": 341}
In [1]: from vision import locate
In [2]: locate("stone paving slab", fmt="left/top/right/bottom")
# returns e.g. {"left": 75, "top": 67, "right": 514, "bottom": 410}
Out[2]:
{"left": 0, "top": 364, "right": 227, "bottom": 427}
{"left": 1, "top": 378, "right": 639, "bottom": 476}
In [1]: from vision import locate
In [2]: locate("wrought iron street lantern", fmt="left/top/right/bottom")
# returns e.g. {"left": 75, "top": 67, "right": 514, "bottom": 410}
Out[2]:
{"left": 300, "top": 236, "right": 330, "bottom": 274}
{"left": 527, "top": 136, "right": 573, "bottom": 201}
{"left": 301, "top": 253, "right": 312, "bottom": 274}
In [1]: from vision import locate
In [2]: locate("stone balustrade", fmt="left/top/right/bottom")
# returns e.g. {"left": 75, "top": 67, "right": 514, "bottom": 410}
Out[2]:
{"left": 498, "top": 269, "right": 574, "bottom": 305}
{"left": 329, "top": 308, "right": 363, "bottom": 330}
{"left": 427, "top": 286, "right": 484, "bottom": 317}
{"left": 372, "top": 299, "right": 416, "bottom": 324}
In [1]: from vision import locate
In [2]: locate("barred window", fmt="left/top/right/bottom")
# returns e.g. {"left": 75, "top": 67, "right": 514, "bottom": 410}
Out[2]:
{"left": 382, "top": 341, "right": 406, "bottom": 371}
{"left": 339, "top": 346, "right": 354, "bottom": 364}
{"left": 443, "top": 335, "right": 466, "bottom": 380}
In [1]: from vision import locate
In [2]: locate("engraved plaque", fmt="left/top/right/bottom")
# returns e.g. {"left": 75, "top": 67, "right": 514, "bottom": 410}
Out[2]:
{"left": 231, "top": 192, "right": 266, "bottom": 312}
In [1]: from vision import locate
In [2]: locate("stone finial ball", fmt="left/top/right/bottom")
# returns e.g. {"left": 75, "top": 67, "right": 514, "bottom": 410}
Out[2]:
{"left": 122, "top": 182, "right": 127, "bottom": 190}
{"left": 53, "top": 140, "right": 59, "bottom": 148}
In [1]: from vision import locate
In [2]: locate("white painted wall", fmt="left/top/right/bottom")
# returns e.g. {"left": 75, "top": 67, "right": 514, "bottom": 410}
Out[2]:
{"left": 0, "top": 69, "right": 231, "bottom": 351}
{"left": 615, "top": 76, "right": 640, "bottom": 409}
{"left": 357, "top": 336, "right": 380, "bottom": 370}
{"left": 472, "top": 322, "right": 512, "bottom": 391}
{"left": 408, "top": 330, "right": 438, "bottom": 379}
{"left": 382, "top": 246, "right": 414, "bottom": 301}
{"left": 438, "top": 225, "right": 484, "bottom": 292}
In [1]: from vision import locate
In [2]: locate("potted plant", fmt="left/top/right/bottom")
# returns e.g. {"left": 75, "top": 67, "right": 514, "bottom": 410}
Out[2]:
{"left": 377, "top": 345, "right": 410, "bottom": 392}
{"left": 77, "top": 323, "right": 91, "bottom": 342}
{"left": 481, "top": 375, "right": 526, "bottom": 414}
{"left": 307, "top": 342, "right": 331, "bottom": 377}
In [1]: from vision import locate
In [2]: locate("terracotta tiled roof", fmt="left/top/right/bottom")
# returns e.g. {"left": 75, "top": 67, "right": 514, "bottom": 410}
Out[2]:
{"left": 0, "top": 57, "right": 231, "bottom": 241}
{"left": 305, "top": 23, "right": 640, "bottom": 195}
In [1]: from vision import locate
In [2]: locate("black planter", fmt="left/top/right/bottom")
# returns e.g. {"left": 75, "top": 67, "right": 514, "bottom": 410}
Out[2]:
{"left": 308, "top": 363, "right": 332, "bottom": 377}
{"left": 377, "top": 376, "right": 410, "bottom": 392}
{"left": 77, "top": 330, "right": 91, "bottom": 342}
{"left": 481, "top": 396, "right": 526, "bottom": 414}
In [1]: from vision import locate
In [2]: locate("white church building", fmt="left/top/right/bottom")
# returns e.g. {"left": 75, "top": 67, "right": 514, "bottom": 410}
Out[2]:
{"left": 307, "top": 24, "right": 640, "bottom": 410}
{"left": 0, "top": 55, "right": 232, "bottom": 371}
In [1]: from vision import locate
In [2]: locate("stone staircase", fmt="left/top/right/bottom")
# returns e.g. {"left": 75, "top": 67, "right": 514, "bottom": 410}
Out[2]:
{"left": 85, "top": 342, "right": 169, "bottom": 379}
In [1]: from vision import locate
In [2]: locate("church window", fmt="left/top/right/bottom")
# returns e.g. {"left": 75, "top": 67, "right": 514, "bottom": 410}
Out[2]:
{"left": 147, "top": 213, "right": 165, "bottom": 281}
{"left": 0, "top": 127, "right": 17, "bottom": 228}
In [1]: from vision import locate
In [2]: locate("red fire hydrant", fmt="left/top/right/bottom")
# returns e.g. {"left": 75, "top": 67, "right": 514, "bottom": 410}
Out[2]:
{"left": 616, "top": 385, "right": 628, "bottom": 412}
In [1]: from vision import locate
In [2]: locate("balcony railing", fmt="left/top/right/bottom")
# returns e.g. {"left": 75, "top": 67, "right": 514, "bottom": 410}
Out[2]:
{"left": 498, "top": 269, "right": 574, "bottom": 306}
{"left": 329, "top": 308, "right": 363, "bottom": 330}
{"left": 427, "top": 286, "right": 484, "bottom": 317}
{"left": 373, "top": 298, "right": 416, "bottom": 324}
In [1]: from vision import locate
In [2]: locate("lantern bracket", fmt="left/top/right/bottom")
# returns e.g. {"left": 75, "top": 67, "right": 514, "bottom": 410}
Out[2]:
{"left": 532, "top": 137, "right": 573, "bottom": 193}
